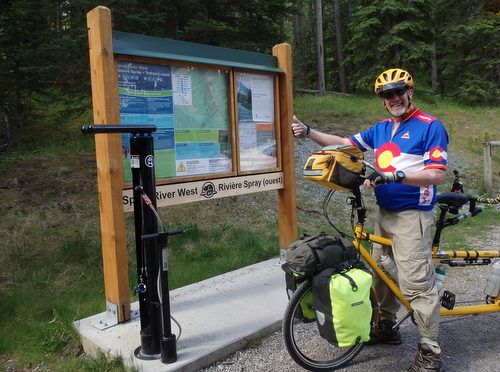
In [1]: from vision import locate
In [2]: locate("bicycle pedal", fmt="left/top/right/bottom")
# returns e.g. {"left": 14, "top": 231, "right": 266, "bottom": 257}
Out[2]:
{"left": 441, "top": 290, "right": 456, "bottom": 310}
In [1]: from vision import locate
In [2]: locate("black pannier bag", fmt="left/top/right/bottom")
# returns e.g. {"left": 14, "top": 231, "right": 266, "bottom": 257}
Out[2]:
{"left": 286, "top": 232, "right": 357, "bottom": 277}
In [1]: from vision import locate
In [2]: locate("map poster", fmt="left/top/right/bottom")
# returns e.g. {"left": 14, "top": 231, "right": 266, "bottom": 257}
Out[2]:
{"left": 171, "top": 66, "right": 231, "bottom": 177}
{"left": 236, "top": 72, "right": 277, "bottom": 172}
{"left": 117, "top": 60, "right": 232, "bottom": 182}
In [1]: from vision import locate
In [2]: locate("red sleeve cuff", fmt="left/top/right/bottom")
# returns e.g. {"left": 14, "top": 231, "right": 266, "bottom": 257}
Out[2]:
{"left": 425, "top": 163, "right": 447, "bottom": 171}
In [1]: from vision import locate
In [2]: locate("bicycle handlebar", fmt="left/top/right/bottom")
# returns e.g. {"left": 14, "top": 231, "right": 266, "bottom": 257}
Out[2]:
{"left": 442, "top": 207, "right": 482, "bottom": 228}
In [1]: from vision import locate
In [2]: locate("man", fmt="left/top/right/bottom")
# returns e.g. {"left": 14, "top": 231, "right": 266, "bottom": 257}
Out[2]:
{"left": 291, "top": 68, "right": 448, "bottom": 372}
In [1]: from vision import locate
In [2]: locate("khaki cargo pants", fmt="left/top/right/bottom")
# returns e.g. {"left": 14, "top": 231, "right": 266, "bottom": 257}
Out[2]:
{"left": 371, "top": 207, "right": 441, "bottom": 341}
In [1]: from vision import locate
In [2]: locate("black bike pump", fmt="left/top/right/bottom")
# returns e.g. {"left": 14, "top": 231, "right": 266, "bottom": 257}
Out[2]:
{"left": 130, "top": 131, "right": 178, "bottom": 363}
{"left": 129, "top": 128, "right": 162, "bottom": 359}
{"left": 82, "top": 125, "right": 178, "bottom": 364}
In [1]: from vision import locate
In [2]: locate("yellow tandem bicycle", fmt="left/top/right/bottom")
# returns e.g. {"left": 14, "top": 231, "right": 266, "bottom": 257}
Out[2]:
{"left": 282, "top": 150, "right": 499, "bottom": 371}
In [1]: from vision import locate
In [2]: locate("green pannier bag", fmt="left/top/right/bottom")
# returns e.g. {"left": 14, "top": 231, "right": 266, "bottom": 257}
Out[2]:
{"left": 283, "top": 264, "right": 316, "bottom": 322}
{"left": 312, "top": 262, "right": 373, "bottom": 347}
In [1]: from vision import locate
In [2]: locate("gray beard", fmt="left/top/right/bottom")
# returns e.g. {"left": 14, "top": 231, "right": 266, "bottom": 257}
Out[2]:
{"left": 387, "top": 105, "right": 406, "bottom": 117}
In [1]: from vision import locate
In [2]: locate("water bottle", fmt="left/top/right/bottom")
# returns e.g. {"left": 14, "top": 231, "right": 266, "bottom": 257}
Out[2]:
{"left": 434, "top": 265, "right": 446, "bottom": 296}
{"left": 483, "top": 258, "right": 500, "bottom": 298}
{"left": 379, "top": 254, "right": 398, "bottom": 283}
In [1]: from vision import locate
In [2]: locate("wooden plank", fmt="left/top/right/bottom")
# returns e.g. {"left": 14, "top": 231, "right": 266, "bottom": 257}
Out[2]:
{"left": 483, "top": 142, "right": 493, "bottom": 192}
{"left": 272, "top": 43, "right": 298, "bottom": 252}
{"left": 87, "top": 6, "right": 130, "bottom": 322}
{"left": 122, "top": 173, "right": 284, "bottom": 212}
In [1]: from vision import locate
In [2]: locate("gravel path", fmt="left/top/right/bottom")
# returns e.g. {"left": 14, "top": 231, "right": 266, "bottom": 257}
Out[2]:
{"left": 200, "top": 256, "right": 499, "bottom": 371}
{"left": 200, "top": 139, "right": 500, "bottom": 372}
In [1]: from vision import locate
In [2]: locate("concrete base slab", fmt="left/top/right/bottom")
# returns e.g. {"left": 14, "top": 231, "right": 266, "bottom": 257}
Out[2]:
{"left": 74, "top": 258, "right": 288, "bottom": 372}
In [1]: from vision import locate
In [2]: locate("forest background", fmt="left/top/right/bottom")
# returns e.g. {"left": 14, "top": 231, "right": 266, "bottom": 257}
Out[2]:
{"left": 1, "top": 0, "right": 499, "bottom": 149}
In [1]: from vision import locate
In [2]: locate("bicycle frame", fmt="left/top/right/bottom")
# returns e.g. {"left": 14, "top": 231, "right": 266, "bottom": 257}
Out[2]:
{"left": 348, "top": 186, "right": 500, "bottom": 317}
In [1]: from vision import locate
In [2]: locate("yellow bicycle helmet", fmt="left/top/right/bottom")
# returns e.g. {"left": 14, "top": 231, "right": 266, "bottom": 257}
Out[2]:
{"left": 374, "top": 68, "right": 414, "bottom": 96}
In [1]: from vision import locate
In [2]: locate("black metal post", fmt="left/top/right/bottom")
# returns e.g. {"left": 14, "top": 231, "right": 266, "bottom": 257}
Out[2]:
{"left": 130, "top": 133, "right": 162, "bottom": 359}
{"left": 131, "top": 133, "right": 178, "bottom": 363}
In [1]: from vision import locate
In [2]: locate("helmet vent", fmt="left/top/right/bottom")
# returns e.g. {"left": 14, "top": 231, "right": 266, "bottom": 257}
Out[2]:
{"left": 374, "top": 68, "right": 413, "bottom": 95}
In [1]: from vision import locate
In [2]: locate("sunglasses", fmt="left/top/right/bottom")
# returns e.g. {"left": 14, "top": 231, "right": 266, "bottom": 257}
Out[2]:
{"left": 380, "top": 88, "right": 406, "bottom": 100}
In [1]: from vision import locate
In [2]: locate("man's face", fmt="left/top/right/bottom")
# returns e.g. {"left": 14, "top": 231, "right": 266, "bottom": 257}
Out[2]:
{"left": 381, "top": 88, "right": 413, "bottom": 117}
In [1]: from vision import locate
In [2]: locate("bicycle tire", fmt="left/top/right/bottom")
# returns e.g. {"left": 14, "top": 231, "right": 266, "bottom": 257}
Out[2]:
{"left": 282, "top": 278, "right": 365, "bottom": 371}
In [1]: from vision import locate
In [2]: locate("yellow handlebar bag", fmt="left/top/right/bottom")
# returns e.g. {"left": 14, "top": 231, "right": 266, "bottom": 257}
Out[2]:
{"left": 303, "top": 145, "right": 365, "bottom": 190}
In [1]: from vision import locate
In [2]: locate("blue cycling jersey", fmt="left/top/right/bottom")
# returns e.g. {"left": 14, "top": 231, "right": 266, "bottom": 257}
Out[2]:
{"left": 349, "top": 107, "right": 449, "bottom": 211}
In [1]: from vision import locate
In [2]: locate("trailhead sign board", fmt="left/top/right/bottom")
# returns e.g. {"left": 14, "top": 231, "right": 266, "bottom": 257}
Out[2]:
{"left": 118, "top": 62, "right": 279, "bottom": 184}
{"left": 110, "top": 27, "right": 295, "bottom": 208}
{"left": 87, "top": 6, "right": 296, "bottom": 322}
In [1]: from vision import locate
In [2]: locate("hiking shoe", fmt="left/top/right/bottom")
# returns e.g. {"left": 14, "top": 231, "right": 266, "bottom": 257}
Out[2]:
{"left": 407, "top": 343, "right": 443, "bottom": 372}
{"left": 367, "top": 319, "right": 401, "bottom": 345}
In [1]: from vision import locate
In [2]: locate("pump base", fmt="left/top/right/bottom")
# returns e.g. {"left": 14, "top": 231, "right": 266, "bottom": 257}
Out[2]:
{"left": 134, "top": 346, "right": 160, "bottom": 360}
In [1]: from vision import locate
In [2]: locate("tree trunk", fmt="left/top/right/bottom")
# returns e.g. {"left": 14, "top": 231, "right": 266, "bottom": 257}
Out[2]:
{"left": 431, "top": 39, "right": 439, "bottom": 91}
{"left": 315, "top": 0, "right": 325, "bottom": 95}
{"left": 293, "top": 3, "right": 306, "bottom": 87}
{"left": 333, "top": 0, "right": 347, "bottom": 93}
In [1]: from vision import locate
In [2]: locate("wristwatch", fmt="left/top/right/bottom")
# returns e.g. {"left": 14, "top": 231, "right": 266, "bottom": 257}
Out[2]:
{"left": 395, "top": 170, "right": 406, "bottom": 183}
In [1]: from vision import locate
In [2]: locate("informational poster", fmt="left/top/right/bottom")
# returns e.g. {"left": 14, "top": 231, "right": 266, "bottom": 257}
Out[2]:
{"left": 172, "top": 73, "right": 192, "bottom": 106}
{"left": 117, "top": 61, "right": 231, "bottom": 182}
{"left": 171, "top": 66, "right": 231, "bottom": 177}
{"left": 236, "top": 72, "right": 277, "bottom": 172}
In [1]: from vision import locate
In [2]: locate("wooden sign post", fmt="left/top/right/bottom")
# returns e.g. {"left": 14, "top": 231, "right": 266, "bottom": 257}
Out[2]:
{"left": 87, "top": 6, "right": 131, "bottom": 323}
{"left": 273, "top": 43, "right": 297, "bottom": 256}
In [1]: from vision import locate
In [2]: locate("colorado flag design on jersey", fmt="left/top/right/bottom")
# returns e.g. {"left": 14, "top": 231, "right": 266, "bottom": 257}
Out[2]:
{"left": 349, "top": 107, "right": 449, "bottom": 211}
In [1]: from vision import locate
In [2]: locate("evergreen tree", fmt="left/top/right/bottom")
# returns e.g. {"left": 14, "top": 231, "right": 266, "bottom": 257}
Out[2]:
{"left": 106, "top": 0, "right": 295, "bottom": 53}
{"left": 344, "top": 0, "right": 436, "bottom": 92}
{"left": 0, "top": 0, "right": 104, "bottom": 144}
{"left": 0, "top": 0, "right": 297, "bottom": 146}
{"left": 333, "top": 0, "right": 348, "bottom": 93}
{"left": 436, "top": 0, "right": 499, "bottom": 103}
{"left": 315, "top": 0, "right": 326, "bottom": 94}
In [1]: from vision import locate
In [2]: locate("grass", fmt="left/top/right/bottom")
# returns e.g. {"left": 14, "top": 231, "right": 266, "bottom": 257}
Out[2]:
{"left": 0, "top": 92, "right": 499, "bottom": 371}
{"left": 437, "top": 205, "right": 500, "bottom": 252}
{"left": 162, "top": 221, "right": 279, "bottom": 288}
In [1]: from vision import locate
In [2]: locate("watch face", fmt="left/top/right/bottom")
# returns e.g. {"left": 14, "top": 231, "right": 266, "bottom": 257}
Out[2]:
{"left": 396, "top": 171, "right": 405, "bottom": 181}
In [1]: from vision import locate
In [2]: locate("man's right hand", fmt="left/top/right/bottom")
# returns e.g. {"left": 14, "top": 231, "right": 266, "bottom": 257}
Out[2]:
{"left": 291, "top": 115, "right": 310, "bottom": 138}
{"left": 367, "top": 171, "right": 396, "bottom": 186}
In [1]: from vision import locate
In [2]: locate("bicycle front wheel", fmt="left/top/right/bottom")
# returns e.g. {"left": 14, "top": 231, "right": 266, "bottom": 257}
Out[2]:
{"left": 282, "top": 278, "right": 365, "bottom": 371}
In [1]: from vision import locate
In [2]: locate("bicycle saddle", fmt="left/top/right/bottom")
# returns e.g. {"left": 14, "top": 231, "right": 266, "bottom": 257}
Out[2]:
{"left": 437, "top": 192, "right": 470, "bottom": 208}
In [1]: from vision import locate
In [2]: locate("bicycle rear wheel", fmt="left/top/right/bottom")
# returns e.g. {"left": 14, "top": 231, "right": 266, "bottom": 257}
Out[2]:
{"left": 282, "top": 278, "right": 365, "bottom": 371}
